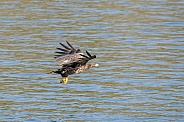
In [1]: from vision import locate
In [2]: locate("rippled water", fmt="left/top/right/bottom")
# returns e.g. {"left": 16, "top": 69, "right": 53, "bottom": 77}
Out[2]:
{"left": 0, "top": 0, "right": 184, "bottom": 121}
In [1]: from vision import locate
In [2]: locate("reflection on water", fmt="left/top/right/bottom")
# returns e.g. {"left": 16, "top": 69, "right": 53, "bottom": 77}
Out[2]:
{"left": 0, "top": 0, "right": 184, "bottom": 121}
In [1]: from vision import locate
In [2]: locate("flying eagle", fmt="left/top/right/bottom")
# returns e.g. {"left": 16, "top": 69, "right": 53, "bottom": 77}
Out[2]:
{"left": 50, "top": 41, "right": 98, "bottom": 84}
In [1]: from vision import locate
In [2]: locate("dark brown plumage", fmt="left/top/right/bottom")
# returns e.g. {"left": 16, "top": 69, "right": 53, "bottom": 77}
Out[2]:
{"left": 50, "top": 41, "right": 98, "bottom": 83}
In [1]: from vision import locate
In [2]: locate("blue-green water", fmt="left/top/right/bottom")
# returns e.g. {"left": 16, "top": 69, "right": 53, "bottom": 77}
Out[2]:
{"left": 0, "top": 0, "right": 184, "bottom": 121}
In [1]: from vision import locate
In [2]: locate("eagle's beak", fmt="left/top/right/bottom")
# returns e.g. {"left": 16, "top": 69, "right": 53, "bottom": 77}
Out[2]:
{"left": 61, "top": 77, "right": 68, "bottom": 84}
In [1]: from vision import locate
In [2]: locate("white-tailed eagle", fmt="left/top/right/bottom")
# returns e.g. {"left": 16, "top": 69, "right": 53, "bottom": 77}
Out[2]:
{"left": 50, "top": 41, "right": 98, "bottom": 84}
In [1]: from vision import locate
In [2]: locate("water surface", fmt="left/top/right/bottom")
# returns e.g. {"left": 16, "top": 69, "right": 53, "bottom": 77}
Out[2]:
{"left": 0, "top": 0, "right": 184, "bottom": 121}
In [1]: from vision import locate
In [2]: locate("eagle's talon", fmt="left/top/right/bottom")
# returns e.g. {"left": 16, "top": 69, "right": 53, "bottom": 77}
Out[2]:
{"left": 61, "top": 77, "right": 68, "bottom": 84}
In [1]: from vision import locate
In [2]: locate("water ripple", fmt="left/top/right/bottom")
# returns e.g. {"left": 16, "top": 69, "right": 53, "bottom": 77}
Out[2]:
{"left": 0, "top": 0, "right": 184, "bottom": 121}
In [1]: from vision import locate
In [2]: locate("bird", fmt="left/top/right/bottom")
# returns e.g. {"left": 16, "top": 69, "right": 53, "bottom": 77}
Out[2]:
{"left": 49, "top": 41, "right": 98, "bottom": 84}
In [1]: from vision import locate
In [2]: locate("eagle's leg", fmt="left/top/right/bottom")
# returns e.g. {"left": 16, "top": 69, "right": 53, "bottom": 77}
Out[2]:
{"left": 60, "top": 77, "right": 68, "bottom": 84}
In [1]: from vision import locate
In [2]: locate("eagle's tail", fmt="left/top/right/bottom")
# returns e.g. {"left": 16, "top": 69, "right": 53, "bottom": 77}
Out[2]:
{"left": 48, "top": 69, "right": 60, "bottom": 74}
{"left": 47, "top": 68, "right": 67, "bottom": 75}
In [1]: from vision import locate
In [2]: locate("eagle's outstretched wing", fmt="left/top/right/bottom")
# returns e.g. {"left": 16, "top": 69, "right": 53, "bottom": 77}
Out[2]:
{"left": 54, "top": 41, "right": 84, "bottom": 67}
{"left": 52, "top": 50, "right": 97, "bottom": 76}
{"left": 62, "top": 50, "right": 96, "bottom": 69}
